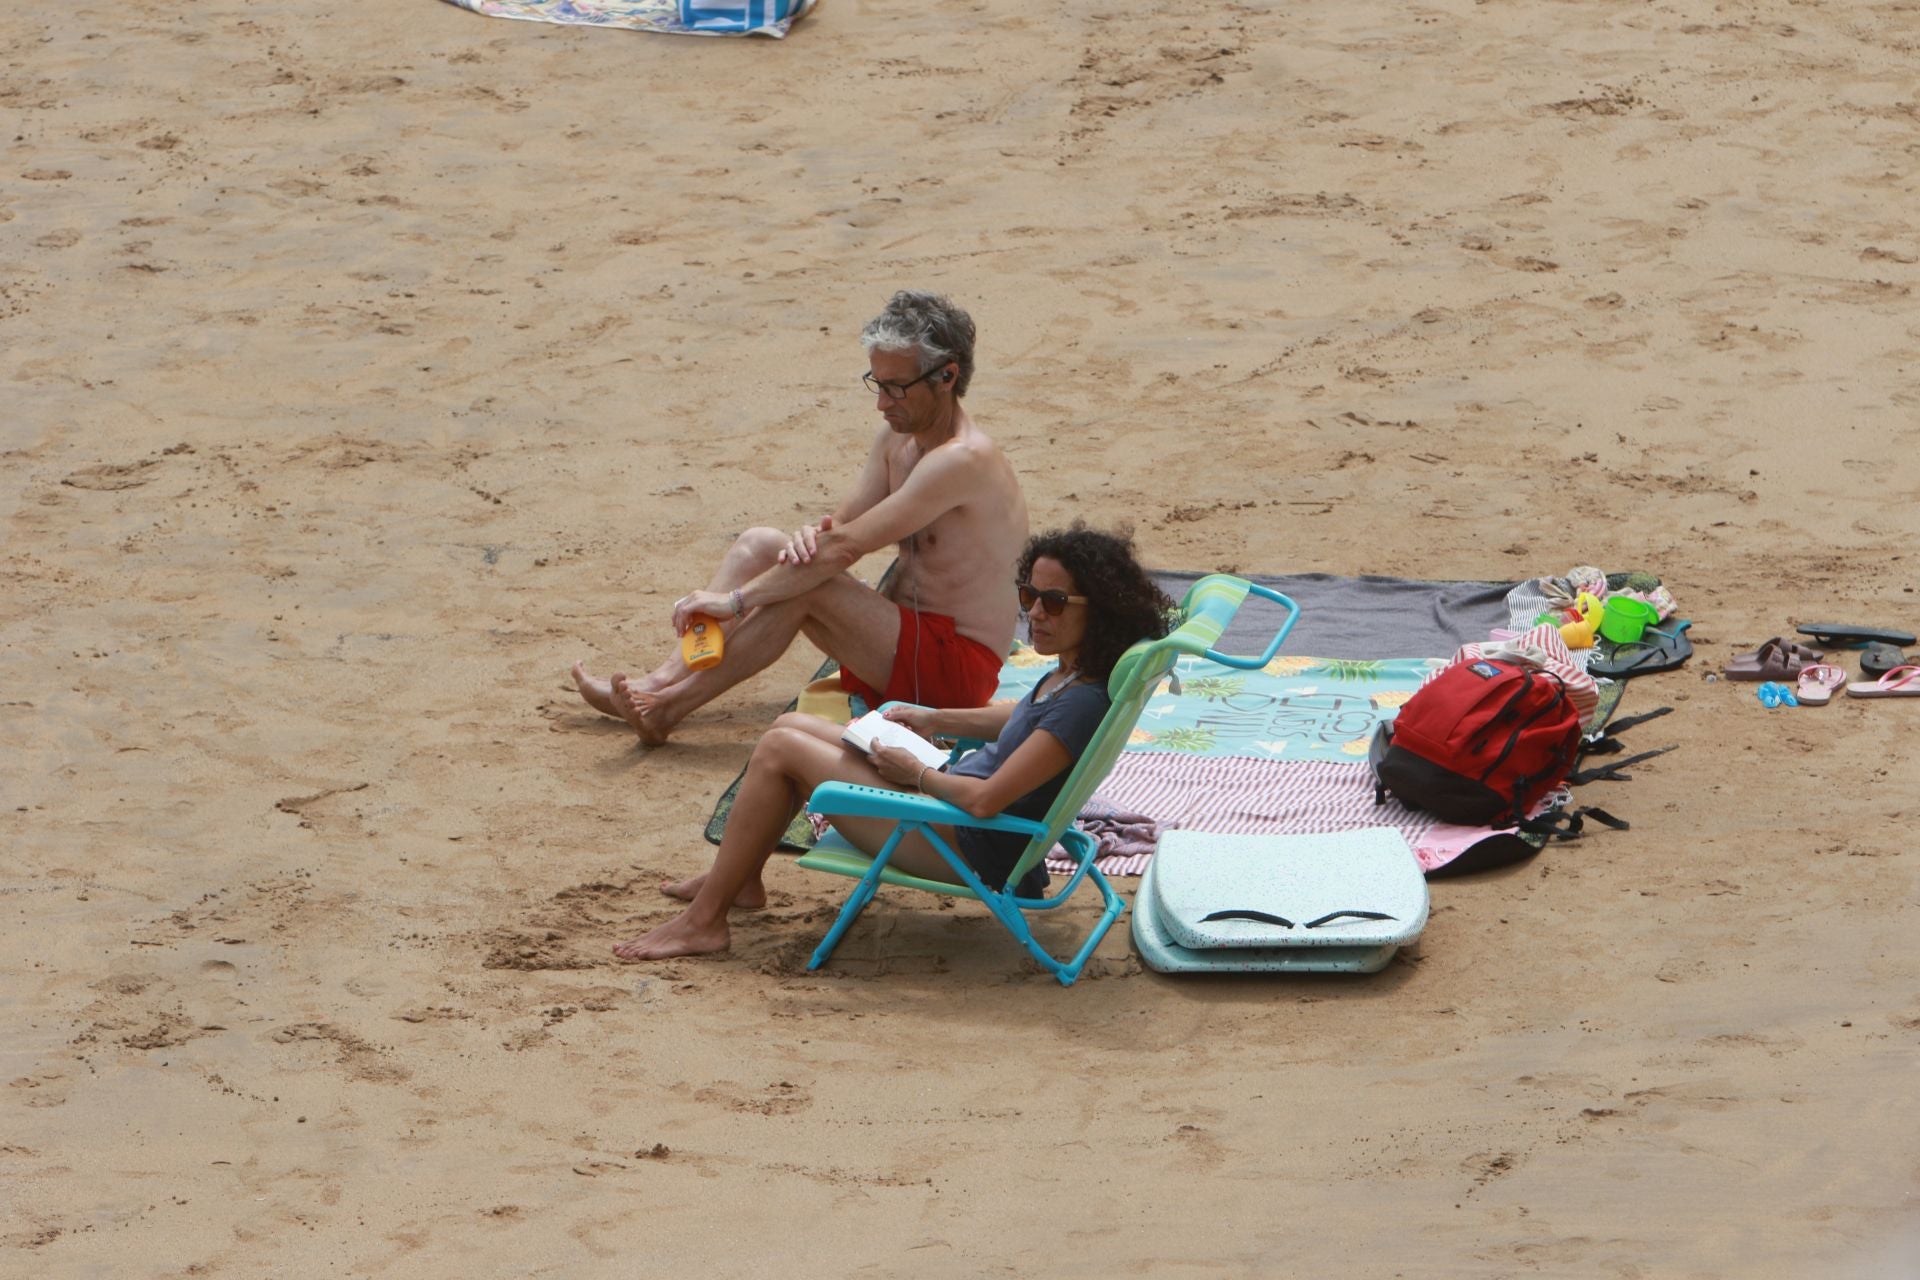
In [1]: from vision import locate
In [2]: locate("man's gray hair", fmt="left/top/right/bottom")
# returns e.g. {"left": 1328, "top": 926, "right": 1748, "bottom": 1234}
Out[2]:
{"left": 860, "top": 290, "right": 977, "bottom": 397}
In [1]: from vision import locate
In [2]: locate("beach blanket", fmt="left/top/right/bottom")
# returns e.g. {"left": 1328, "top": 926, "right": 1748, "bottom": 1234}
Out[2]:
{"left": 994, "top": 647, "right": 1619, "bottom": 877}
{"left": 699, "top": 570, "right": 1618, "bottom": 874}
{"left": 442, "top": 0, "right": 815, "bottom": 38}
{"left": 1160, "top": 571, "right": 1512, "bottom": 660}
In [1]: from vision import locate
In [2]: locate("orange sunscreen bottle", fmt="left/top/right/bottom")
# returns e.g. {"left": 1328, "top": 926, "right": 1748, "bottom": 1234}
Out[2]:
{"left": 680, "top": 615, "right": 724, "bottom": 671}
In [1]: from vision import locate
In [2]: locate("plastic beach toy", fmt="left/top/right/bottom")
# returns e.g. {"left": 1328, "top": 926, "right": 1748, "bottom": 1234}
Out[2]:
{"left": 1599, "top": 595, "right": 1660, "bottom": 645}
{"left": 1558, "top": 593, "right": 1604, "bottom": 649}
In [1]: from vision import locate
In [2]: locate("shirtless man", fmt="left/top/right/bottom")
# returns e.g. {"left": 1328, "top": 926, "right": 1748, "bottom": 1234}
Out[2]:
{"left": 572, "top": 291, "right": 1029, "bottom": 745}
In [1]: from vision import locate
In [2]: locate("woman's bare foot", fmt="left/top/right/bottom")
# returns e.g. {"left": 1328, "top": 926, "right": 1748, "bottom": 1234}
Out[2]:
{"left": 612, "top": 911, "right": 730, "bottom": 961}
{"left": 662, "top": 871, "right": 766, "bottom": 909}
{"left": 572, "top": 662, "right": 624, "bottom": 719}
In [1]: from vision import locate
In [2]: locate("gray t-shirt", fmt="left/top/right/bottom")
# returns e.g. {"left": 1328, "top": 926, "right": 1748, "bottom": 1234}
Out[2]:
{"left": 947, "top": 677, "right": 1110, "bottom": 893}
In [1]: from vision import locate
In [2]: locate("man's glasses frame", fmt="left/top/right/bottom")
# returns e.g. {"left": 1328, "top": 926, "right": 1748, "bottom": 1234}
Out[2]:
{"left": 862, "top": 366, "right": 947, "bottom": 401}
{"left": 1017, "top": 582, "right": 1089, "bottom": 616}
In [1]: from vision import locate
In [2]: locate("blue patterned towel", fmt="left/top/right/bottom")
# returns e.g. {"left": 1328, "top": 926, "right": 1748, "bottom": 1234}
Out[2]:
{"left": 442, "top": 0, "right": 815, "bottom": 38}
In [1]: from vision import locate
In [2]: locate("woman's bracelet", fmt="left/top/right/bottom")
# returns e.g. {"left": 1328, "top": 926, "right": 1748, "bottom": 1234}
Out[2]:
{"left": 916, "top": 765, "right": 932, "bottom": 792}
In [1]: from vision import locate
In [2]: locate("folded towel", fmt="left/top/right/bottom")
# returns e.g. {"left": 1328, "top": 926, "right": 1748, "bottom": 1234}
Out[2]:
{"left": 1073, "top": 800, "right": 1162, "bottom": 860}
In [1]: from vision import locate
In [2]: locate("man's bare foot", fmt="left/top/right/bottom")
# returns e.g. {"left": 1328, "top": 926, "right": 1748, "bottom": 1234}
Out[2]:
{"left": 612, "top": 676, "right": 675, "bottom": 746}
{"left": 614, "top": 675, "right": 675, "bottom": 744}
{"left": 612, "top": 911, "right": 729, "bottom": 961}
{"left": 662, "top": 872, "right": 766, "bottom": 909}
{"left": 572, "top": 662, "right": 624, "bottom": 719}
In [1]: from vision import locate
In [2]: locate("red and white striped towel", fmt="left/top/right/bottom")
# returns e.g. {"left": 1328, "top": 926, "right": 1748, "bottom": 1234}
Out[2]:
{"left": 1045, "top": 753, "right": 1526, "bottom": 877}
{"left": 1436, "top": 622, "right": 1599, "bottom": 719}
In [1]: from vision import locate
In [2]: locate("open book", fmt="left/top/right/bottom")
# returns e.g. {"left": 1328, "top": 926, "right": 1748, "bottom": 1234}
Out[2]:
{"left": 840, "top": 711, "right": 950, "bottom": 770}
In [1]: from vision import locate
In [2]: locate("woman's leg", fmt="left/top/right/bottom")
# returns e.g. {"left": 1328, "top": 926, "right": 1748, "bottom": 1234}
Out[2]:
{"left": 764, "top": 713, "right": 970, "bottom": 883}
{"left": 659, "top": 713, "right": 865, "bottom": 907}
{"left": 614, "top": 724, "right": 819, "bottom": 959}
{"left": 614, "top": 719, "right": 964, "bottom": 960}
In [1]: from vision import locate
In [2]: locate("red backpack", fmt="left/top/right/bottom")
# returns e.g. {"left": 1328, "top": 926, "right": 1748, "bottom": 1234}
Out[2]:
{"left": 1371, "top": 659, "right": 1582, "bottom": 826}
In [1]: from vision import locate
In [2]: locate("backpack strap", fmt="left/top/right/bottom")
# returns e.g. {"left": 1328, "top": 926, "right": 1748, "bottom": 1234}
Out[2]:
{"left": 1517, "top": 805, "right": 1630, "bottom": 841}
{"left": 1568, "top": 744, "right": 1678, "bottom": 786}
{"left": 1478, "top": 671, "right": 1570, "bottom": 787}
{"left": 1581, "top": 705, "right": 1673, "bottom": 755}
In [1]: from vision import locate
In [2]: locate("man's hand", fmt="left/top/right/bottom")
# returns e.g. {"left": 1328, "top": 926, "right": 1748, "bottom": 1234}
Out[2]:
{"left": 776, "top": 514, "right": 834, "bottom": 566}
{"left": 671, "top": 590, "right": 733, "bottom": 635}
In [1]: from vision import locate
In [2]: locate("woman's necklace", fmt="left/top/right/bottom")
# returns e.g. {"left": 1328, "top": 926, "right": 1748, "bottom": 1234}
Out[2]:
{"left": 1035, "top": 663, "right": 1079, "bottom": 704}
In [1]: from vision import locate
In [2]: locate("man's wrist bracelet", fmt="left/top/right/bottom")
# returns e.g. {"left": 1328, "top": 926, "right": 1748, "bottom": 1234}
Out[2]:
{"left": 730, "top": 588, "right": 745, "bottom": 617}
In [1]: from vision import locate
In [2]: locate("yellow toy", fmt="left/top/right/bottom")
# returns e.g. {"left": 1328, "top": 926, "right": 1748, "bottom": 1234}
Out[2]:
{"left": 1558, "top": 593, "right": 1604, "bottom": 649}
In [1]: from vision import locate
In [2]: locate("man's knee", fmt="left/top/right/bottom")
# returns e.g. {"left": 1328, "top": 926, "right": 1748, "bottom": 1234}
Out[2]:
{"left": 731, "top": 526, "right": 789, "bottom": 564}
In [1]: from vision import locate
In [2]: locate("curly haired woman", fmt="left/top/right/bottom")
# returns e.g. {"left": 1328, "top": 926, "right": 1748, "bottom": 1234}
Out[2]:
{"left": 614, "top": 523, "right": 1173, "bottom": 961}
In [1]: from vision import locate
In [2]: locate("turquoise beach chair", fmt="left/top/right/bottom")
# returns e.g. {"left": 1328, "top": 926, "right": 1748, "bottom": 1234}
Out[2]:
{"left": 796, "top": 574, "right": 1300, "bottom": 986}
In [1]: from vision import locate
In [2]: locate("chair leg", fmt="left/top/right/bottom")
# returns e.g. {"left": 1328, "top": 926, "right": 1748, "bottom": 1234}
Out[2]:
{"left": 806, "top": 850, "right": 891, "bottom": 971}
{"left": 1009, "top": 865, "right": 1129, "bottom": 986}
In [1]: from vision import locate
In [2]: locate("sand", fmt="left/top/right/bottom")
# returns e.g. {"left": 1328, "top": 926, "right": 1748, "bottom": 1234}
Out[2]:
{"left": 5, "top": 0, "right": 1919, "bottom": 1274}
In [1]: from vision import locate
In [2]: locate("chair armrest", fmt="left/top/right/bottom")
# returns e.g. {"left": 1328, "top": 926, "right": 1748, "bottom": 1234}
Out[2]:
{"left": 1198, "top": 582, "right": 1301, "bottom": 670}
{"left": 808, "top": 782, "right": 1048, "bottom": 837}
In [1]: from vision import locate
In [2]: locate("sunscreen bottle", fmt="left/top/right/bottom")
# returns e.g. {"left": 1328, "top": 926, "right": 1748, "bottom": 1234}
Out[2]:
{"left": 680, "top": 615, "right": 725, "bottom": 671}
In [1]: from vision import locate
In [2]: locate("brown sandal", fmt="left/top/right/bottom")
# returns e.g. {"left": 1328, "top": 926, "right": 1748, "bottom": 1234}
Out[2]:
{"left": 1724, "top": 636, "right": 1820, "bottom": 682}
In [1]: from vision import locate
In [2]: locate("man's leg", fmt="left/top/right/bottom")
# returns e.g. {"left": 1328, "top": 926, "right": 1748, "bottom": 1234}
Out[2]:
{"left": 572, "top": 527, "right": 790, "bottom": 717}
{"left": 616, "top": 574, "right": 902, "bottom": 745}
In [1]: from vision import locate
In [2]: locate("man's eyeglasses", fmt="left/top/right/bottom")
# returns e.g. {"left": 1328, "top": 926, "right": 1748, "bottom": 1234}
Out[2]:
{"left": 1017, "top": 582, "right": 1089, "bottom": 616}
{"left": 862, "top": 367, "right": 946, "bottom": 401}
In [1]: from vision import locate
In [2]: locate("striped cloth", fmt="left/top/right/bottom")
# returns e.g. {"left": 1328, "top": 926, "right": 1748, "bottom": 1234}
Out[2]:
{"left": 1044, "top": 753, "right": 1549, "bottom": 877}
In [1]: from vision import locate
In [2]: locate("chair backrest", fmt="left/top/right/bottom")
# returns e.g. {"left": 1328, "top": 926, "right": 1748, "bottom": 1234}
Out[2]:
{"left": 1004, "top": 575, "right": 1255, "bottom": 886}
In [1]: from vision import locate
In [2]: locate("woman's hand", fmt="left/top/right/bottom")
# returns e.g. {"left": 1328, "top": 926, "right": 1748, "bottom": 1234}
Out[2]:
{"left": 880, "top": 704, "right": 938, "bottom": 738}
{"left": 866, "top": 744, "right": 927, "bottom": 788}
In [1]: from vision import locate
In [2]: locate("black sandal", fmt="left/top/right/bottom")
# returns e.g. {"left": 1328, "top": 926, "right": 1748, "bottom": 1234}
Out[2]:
{"left": 1795, "top": 623, "right": 1917, "bottom": 648}
{"left": 1588, "top": 619, "right": 1693, "bottom": 678}
{"left": 1861, "top": 642, "right": 1909, "bottom": 679}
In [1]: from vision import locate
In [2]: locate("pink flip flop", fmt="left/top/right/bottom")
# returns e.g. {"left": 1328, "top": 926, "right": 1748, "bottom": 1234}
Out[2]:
{"left": 1795, "top": 663, "right": 1847, "bottom": 706}
{"left": 1844, "top": 664, "right": 1920, "bottom": 699}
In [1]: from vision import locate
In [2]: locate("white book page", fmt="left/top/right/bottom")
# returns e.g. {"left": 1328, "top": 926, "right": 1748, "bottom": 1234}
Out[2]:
{"left": 840, "top": 711, "right": 949, "bottom": 769}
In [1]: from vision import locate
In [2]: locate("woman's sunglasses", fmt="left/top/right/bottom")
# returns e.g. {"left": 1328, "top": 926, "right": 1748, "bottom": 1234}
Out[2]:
{"left": 1016, "top": 581, "right": 1089, "bottom": 616}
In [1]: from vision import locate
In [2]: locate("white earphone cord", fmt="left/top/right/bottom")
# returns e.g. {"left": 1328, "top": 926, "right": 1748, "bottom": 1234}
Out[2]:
{"left": 911, "top": 534, "right": 920, "bottom": 706}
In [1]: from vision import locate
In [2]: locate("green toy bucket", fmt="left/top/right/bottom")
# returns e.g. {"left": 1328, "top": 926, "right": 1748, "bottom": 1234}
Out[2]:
{"left": 1599, "top": 596, "right": 1659, "bottom": 644}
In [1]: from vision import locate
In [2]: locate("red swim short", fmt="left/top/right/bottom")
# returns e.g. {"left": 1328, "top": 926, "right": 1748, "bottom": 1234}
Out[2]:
{"left": 840, "top": 606, "right": 1003, "bottom": 710}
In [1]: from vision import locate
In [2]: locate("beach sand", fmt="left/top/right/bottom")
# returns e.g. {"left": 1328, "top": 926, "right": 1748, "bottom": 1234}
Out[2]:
{"left": 5, "top": 0, "right": 1918, "bottom": 1273}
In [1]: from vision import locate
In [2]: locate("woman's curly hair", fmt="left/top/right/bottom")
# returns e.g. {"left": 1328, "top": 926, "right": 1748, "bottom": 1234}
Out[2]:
{"left": 1018, "top": 522, "right": 1174, "bottom": 683}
